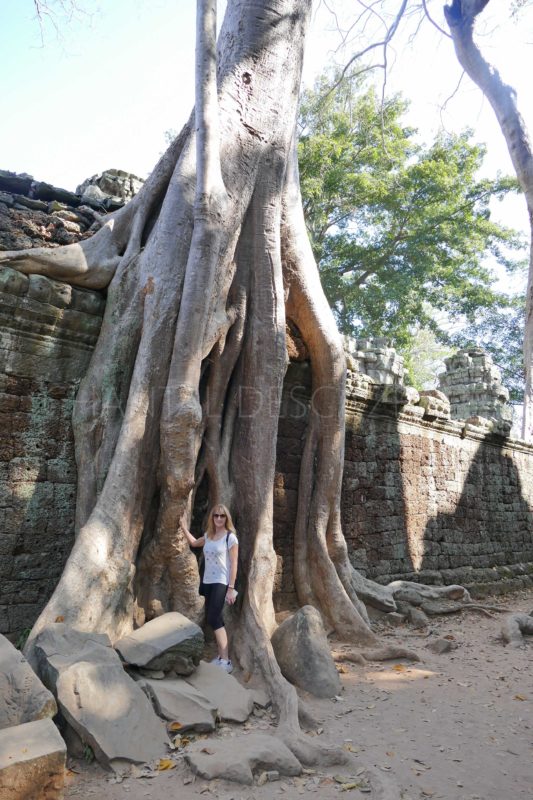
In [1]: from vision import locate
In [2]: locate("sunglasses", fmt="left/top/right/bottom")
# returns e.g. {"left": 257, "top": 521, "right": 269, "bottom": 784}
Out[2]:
{"left": 213, "top": 513, "right": 226, "bottom": 518}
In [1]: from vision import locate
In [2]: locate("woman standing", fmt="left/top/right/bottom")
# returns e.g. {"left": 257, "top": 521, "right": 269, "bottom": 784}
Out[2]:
{"left": 183, "top": 504, "right": 238, "bottom": 673}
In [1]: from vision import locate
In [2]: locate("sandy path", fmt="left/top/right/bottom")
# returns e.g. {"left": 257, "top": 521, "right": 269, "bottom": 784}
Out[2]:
{"left": 64, "top": 589, "right": 533, "bottom": 800}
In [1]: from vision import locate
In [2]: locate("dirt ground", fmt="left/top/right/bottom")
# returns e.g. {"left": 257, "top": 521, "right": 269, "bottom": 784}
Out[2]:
{"left": 63, "top": 589, "right": 533, "bottom": 800}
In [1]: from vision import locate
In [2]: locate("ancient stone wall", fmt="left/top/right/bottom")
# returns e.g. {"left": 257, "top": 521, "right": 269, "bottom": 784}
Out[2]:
{"left": 273, "top": 363, "right": 533, "bottom": 610}
{"left": 0, "top": 266, "right": 104, "bottom": 641}
{"left": 0, "top": 170, "right": 111, "bottom": 641}
{"left": 1, "top": 172, "right": 533, "bottom": 639}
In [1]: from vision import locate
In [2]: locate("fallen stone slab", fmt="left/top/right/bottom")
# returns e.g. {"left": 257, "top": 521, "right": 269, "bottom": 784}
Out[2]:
{"left": 33, "top": 625, "right": 169, "bottom": 769}
{"left": 0, "top": 634, "right": 57, "bottom": 730}
{"left": 0, "top": 717, "right": 66, "bottom": 800}
{"left": 185, "top": 733, "right": 301, "bottom": 784}
{"left": 139, "top": 676, "right": 217, "bottom": 732}
{"left": 33, "top": 626, "right": 116, "bottom": 689}
{"left": 114, "top": 612, "right": 204, "bottom": 675}
{"left": 183, "top": 661, "right": 254, "bottom": 722}
{"left": 271, "top": 605, "right": 342, "bottom": 698}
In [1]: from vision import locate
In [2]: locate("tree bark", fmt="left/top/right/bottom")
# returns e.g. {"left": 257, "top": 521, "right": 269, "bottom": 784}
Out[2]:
{"left": 444, "top": 0, "right": 533, "bottom": 440}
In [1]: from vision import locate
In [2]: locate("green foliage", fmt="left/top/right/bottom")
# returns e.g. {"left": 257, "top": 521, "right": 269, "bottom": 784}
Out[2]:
{"left": 298, "top": 72, "right": 525, "bottom": 390}
{"left": 83, "top": 744, "right": 95, "bottom": 763}
{"left": 15, "top": 628, "right": 32, "bottom": 651}
{"left": 400, "top": 327, "right": 454, "bottom": 390}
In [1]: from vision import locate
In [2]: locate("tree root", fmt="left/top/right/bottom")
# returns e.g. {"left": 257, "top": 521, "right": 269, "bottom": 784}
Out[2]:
{"left": 331, "top": 649, "right": 367, "bottom": 666}
{"left": 282, "top": 136, "right": 378, "bottom": 646}
{"left": 420, "top": 599, "right": 506, "bottom": 617}
{"left": 332, "top": 646, "right": 420, "bottom": 665}
{"left": 297, "top": 699, "right": 320, "bottom": 731}
{"left": 501, "top": 611, "right": 533, "bottom": 647}
{"left": 361, "top": 645, "right": 420, "bottom": 662}
{"left": 279, "top": 728, "right": 352, "bottom": 769}
{"left": 388, "top": 582, "right": 471, "bottom": 606}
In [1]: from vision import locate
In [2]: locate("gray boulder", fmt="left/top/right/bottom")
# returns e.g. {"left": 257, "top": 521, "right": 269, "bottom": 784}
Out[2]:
{"left": 0, "top": 717, "right": 66, "bottom": 800}
{"left": 0, "top": 634, "right": 57, "bottom": 730}
{"left": 184, "top": 661, "right": 254, "bottom": 722}
{"left": 140, "top": 676, "right": 217, "bottom": 732}
{"left": 185, "top": 733, "right": 301, "bottom": 784}
{"left": 33, "top": 625, "right": 168, "bottom": 769}
{"left": 114, "top": 612, "right": 204, "bottom": 675}
{"left": 271, "top": 605, "right": 341, "bottom": 698}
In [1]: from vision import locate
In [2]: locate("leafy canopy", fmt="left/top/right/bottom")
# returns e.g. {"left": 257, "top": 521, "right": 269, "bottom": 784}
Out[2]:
{"left": 298, "top": 72, "right": 525, "bottom": 389}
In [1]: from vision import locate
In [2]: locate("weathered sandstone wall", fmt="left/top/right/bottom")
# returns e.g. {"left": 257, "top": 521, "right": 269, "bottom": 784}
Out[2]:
{"left": 1, "top": 170, "right": 532, "bottom": 640}
{"left": 0, "top": 169, "right": 135, "bottom": 640}
{"left": 0, "top": 266, "right": 104, "bottom": 640}
{"left": 273, "top": 363, "right": 533, "bottom": 610}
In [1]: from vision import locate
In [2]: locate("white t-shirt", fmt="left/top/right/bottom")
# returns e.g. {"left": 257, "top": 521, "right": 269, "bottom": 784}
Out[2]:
{"left": 203, "top": 531, "right": 238, "bottom": 585}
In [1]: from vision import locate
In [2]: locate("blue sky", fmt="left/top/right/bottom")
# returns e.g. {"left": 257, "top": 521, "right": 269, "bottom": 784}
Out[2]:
{"left": 0, "top": 0, "right": 531, "bottom": 243}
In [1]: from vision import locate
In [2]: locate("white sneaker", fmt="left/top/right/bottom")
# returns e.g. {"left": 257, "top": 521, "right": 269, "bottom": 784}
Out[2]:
{"left": 219, "top": 659, "right": 233, "bottom": 673}
{"left": 210, "top": 656, "right": 222, "bottom": 664}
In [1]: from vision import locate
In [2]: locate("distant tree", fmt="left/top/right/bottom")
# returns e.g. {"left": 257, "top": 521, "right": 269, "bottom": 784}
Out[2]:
{"left": 298, "top": 72, "right": 524, "bottom": 357}
{"left": 443, "top": 0, "right": 533, "bottom": 437}
{"left": 401, "top": 326, "right": 453, "bottom": 390}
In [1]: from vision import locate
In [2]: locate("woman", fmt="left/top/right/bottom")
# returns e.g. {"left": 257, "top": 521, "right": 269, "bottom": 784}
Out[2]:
{"left": 183, "top": 504, "right": 238, "bottom": 673}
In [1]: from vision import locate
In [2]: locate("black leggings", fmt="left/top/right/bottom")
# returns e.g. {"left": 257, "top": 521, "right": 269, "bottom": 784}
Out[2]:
{"left": 203, "top": 582, "right": 227, "bottom": 631}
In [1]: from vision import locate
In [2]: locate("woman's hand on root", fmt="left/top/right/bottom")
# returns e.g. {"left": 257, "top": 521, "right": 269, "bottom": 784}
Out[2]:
{"left": 226, "top": 587, "right": 237, "bottom": 605}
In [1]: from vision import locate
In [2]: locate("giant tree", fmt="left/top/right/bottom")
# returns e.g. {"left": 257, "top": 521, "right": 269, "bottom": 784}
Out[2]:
{"left": 0, "top": 0, "right": 462, "bottom": 766}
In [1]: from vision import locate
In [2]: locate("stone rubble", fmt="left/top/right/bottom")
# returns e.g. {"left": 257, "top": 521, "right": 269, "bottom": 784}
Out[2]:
{"left": 418, "top": 389, "right": 451, "bottom": 420}
{"left": 76, "top": 168, "right": 144, "bottom": 207}
{"left": 438, "top": 347, "right": 513, "bottom": 430}
{"left": 33, "top": 624, "right": 169, "bottom": 769}
{"left": 344, "top": 335, "right": 406, "bottom": 385}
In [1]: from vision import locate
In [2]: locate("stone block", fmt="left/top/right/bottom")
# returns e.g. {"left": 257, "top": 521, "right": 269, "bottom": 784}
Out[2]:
{"left": 0, "top": 717, "right": 66, "bottom": 800}
{"left": 271, "top": 605, "right": 341, "bottom": 698}
{"left": 185, "top": 733, "right": 301, "bottom": 784}
{"left": 33, "top": 625, "right": 169, "bottom": 768}
{"left": 0, "top": 635, "right": 57, "bottom": 730}
{"left": 183, "top": 661, "right": 254, "bottom": 722}
{"left": 114, "top": 612, "right": 204, "bottom": 675}
{"left": 0, "top": 267, "right": 29, "bottom": 297}
{"left": 139, "top": 676, "right": 217, "bottom": 732}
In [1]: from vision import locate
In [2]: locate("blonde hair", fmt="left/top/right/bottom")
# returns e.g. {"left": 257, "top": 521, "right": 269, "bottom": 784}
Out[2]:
{"left": 206, "top": 503, "right": 236, "bottom": 538}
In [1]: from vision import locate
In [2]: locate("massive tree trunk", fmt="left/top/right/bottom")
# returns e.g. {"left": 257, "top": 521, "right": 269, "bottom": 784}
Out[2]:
{"left": 0, "top": 0, "right": 417, "bottom": 766}
{"left": 444, "top": 0, "right": 533, "bottom": 440}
